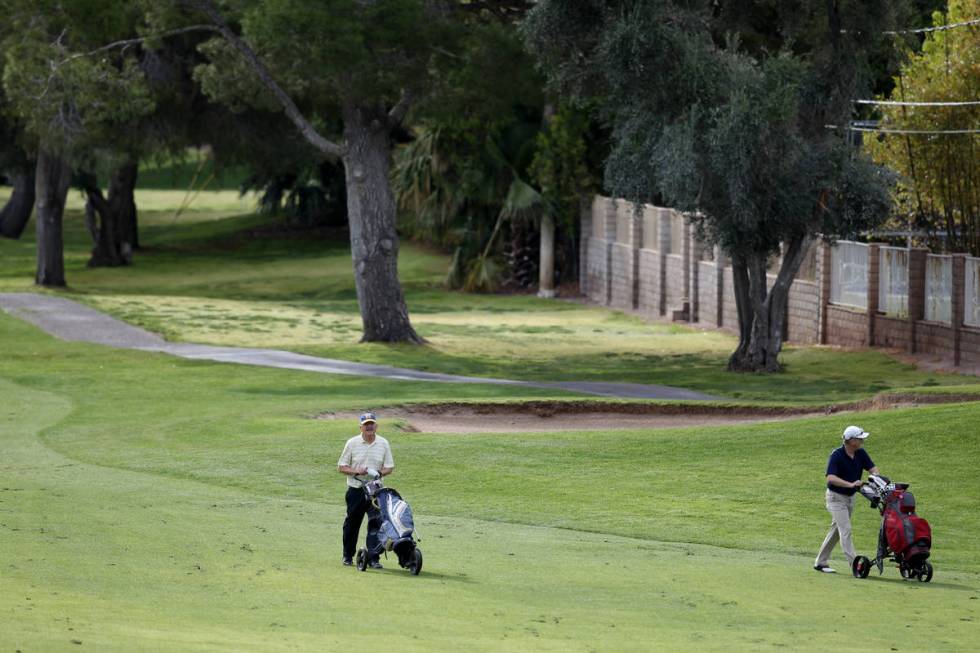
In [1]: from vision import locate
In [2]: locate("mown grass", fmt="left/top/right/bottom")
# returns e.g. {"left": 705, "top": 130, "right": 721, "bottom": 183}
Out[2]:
{"left": 1, "top": 194, "right": 976, "bottom": 404}
{"left": 2, "top": 187, "right": 980, "bottom": 650}
{"left": 1, "top": 312, "right": 978, "bottom": 652}
{"left": 137, "top": 150, "right": 249, "bottom": 191}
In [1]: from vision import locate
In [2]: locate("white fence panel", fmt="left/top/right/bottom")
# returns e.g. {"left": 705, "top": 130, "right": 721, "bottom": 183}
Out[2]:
{"left": 967, "top": 257, "right": 980, "bottom": 327}
{"left": 831, "top": 241, "right": 868, "bottom": 309}
{"left": 925, "top": 255, "right": 952, "bottom": 323}
{"left": 879, "top": 247, "right": 909, "bottom": 317}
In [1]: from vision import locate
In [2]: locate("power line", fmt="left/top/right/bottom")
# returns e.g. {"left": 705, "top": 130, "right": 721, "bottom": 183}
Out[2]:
{"left": 855, "top": 99, "right": 980, "bottom": 107}
{"left": 826, "top": 124, "right": 980, "bottom": 135}
{"left": 884, "top": 17, "right": 980, "bottom": 35}
{"left": 841, "top": 17, "right": 980, "bottom": 35}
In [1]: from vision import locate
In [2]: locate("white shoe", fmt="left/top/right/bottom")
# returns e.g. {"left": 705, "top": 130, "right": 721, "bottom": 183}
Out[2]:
{"left": 813, "top": 565, "right": 836, "bottom": 573}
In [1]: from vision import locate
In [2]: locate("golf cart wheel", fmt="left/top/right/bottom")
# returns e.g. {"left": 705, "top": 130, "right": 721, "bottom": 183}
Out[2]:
{"left": 918, "top": 561, "right": 933, "bottom": 583}
{"left": 851, "top": 556, "right": 871, "bottom": 579}
{"left": 409, "top": 548, "right": 423, "bottom": 576}
{"left": 355, "top": 549, "right": 368, "bottom": 572}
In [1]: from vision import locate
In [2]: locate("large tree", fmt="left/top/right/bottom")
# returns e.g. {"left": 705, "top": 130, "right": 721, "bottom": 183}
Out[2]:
{"left": 2, "top": 0, "right": 154, "bottom": 285}
{"left": 0, "top": 36, "right": 35, "bottom": 240}
{"left": 0, "top": 134, "right": 35, "bottom": 240}
{"left": 525, "top": 1, "right": 905, "bottom": 372}
{"left": 175, "top": 1, "right": 545, "bottom": 342}
{"left": 171, "top": 0, "right": 461, "bottom": 342}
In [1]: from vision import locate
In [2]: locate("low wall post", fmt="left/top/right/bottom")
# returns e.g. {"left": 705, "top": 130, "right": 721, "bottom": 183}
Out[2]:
{"left": 579, "top": 195, "right": 591, "bottom": 297}
{"left": 907, "top": 247, "right": 928, "bottom": 353}
{"left": 952, "top": 254, "right": 966, "bottom": 366}
{"left": 867, "top": 244, "right": 880, "bottom": 346}
{"left": 715, "top": 246, "right": 727, "bottom": 328}
{"left": 817, "top": 240, "right": 832, "bottom": 345}
{"left": 630, "top": 202, "right": 642, "bottom": 309}
{"left": 681, "top": 217, "right": 692, "bottom": 321}
{"left": 603, "top": 198, "right": 617, "bottom": 305}
{"left": 657, "top": 209, "right": 671, "bottom": 316}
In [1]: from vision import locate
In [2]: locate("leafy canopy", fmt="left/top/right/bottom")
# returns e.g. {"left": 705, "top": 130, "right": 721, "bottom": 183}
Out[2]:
{"left": 866, "top": 0, "right": 980, "bottom": 254}
{"left": 1, "top": 0, "right": 154, "bottom": 155}
{"left": 524, "top": 0, "right": 901, "bottom": 259}
{"left": 191, "top": 0, "right": 457, "bottom": 120}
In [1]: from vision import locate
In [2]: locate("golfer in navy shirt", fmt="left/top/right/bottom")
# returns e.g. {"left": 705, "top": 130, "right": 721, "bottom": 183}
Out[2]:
{"left": 813, "top": 425, "right": 880, "bottom": 574}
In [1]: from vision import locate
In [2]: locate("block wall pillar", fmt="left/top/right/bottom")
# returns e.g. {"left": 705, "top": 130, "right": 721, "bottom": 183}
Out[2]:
{"left": 907, "top": 248, "right": 928, "bottom": 353}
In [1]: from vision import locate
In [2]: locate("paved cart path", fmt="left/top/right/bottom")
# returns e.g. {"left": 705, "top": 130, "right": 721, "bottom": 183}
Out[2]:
{"left": 0, "top": 293, "right": 721, "bottom": 401}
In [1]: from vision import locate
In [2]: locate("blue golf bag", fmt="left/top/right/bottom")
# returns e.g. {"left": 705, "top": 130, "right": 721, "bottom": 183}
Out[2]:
{"left": 357, "top": 479, "right": 423, "bottom": 575}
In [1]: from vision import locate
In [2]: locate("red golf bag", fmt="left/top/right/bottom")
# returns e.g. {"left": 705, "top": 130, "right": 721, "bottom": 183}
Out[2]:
{"left": 881, "top": 487, "right": 931, "bottom": 566}
{"left": 853, "top": 475, "right": 934, "bottom": 581}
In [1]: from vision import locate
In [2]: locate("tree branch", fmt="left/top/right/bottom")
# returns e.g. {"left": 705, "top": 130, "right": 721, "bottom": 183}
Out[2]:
{"left": 55, "top": 25, "right": 219, "bottom": 68}
{"left": 455, "top": 1, "right": 535, "bottom": 24}
{"left": 182, "top": 0, "right": 345, "bottom": 159}
{"left": 33, "top": 25, "right": 219, "bottom": 102}
{"left": 387, "top": 89, "right": 415, "bottom": 128}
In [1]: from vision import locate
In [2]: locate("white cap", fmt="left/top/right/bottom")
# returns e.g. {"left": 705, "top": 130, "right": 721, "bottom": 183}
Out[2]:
{"left": 842, "top": 425, "right": 869, "bottom": 441}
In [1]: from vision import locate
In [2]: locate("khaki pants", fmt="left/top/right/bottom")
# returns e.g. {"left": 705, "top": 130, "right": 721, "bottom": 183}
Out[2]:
{"left": 815, "top": 489, "right": 857, "bottom": 567}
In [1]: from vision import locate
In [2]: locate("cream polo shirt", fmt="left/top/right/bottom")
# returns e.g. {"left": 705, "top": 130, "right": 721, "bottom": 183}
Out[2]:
{"left": 337, "top": 434, "right": 395, "bottom": 488}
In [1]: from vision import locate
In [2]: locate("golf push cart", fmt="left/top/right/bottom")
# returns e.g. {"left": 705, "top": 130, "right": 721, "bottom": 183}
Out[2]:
{"left": 354, "top": 469, "right": 423, "bottom": 576}
{"left": 851, "top": 474, "right": 933, "bottom": 582}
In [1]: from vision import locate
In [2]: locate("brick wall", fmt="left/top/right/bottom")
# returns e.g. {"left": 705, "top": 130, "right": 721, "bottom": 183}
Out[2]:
{"left": 664, "top": 254, "right": 687, "bottom": 314}
{"left": 787, "top": 280, "right": 819, "bottom": 344}
{"left": 915, "top": 320, "right": 955, "bottom": 355}
{"left": 875, "top": 315, "right": 911, "bottom": 351}
{"left": 959, "top": 328, "right": 980, "bottom": 360}
{"left": 585, "top": 237, "right": 610, "bottom": 305}
{"left": 610, "top": 242, "right": 636, "bottom": 309}
{"left": 637, "top": 249, "right": 662, "bottom": 318}
{"left": 824, "top": 305, "right": 869, "bottom": 348}
{"left": 722, "top": 270, "right": 738, "bottom": 331}
{"left": 698, "top": 261, "right": 719, "bottom": 327}
{"left": 579, "top": 194, "right": 980, "bottom": 368}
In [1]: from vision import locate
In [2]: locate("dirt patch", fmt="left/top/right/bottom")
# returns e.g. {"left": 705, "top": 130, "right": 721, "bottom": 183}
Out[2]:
{"left": 317, "top": 402, "right": 813, "bottom": 433}
{"left": 386, "top": 411, "right": 803, "bottom": 433}
{"left": 315, "top": 393, "right": 979, "bottom": 434}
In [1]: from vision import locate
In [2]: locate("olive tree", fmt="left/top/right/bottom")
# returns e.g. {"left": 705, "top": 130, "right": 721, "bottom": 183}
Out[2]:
{"left": 525, "top": 0, "right": 904, "bottom": 372}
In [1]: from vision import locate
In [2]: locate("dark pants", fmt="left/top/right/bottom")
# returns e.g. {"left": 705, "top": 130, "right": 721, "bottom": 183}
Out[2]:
{"left": 343, "top": 486, "right": 381, "bottom": 560}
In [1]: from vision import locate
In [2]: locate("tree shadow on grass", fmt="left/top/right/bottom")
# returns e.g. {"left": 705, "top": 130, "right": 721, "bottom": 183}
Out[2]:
{"left": 367, "top": 567, "right": 476, "bottom": 584}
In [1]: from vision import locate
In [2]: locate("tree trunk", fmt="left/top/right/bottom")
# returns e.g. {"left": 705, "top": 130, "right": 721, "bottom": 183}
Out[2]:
{"left": 728, "top": 254, "right": 753, "bottom": 368}
{"left": 538, "top": 214, "right": 556, "bottom": 298}
{"left": 113, "top": 160, "right": 139, "bottom": 251}
{"left": 537, "top": 102, "right": 557, "bottom": 298}
{"left": 34, "top": 150, "right": 71, "bottom": 288}
{"left": 341, "top": 103, "right": 424, "bottom": 343}
{"left": 190, "top": 0, "right": 420, "bottom": 343}
{"left": 0, "top": 170, "right": 36, "bottom": 239}
{"left": 83, "top": 162, "right": 139, "bottom": 267}
{"left": 727, "top": 234, "right": 812, "bottom": 372}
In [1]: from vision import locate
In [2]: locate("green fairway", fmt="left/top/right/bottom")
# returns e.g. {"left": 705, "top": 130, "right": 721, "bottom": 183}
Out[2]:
{"left": 1, "top": 311, "right": 979, "bottom": 651}
{"left": 5, "top": 2, "right": 980, "bottom": 649}
{"left": 2, "top": 191, "right": 980, "bottom": 650}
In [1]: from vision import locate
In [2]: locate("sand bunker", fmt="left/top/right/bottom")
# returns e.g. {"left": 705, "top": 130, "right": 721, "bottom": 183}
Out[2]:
{"left": 318, "top": 402, "right": 820, "bottom": 433}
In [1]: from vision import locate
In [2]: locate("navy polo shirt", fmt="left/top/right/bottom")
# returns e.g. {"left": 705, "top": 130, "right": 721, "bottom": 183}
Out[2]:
{"left": 826, "top": 446, "right": 875, "bottom": 495}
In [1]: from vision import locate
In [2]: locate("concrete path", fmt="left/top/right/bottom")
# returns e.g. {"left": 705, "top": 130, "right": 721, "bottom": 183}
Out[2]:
{"left": 0, "top": 293, "right": 720, "bottom": 401}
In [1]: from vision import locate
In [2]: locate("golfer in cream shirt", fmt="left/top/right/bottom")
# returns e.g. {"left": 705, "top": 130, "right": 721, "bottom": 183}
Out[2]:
{"left": 337, "top": 412, "right": 394, "bottom": 567}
